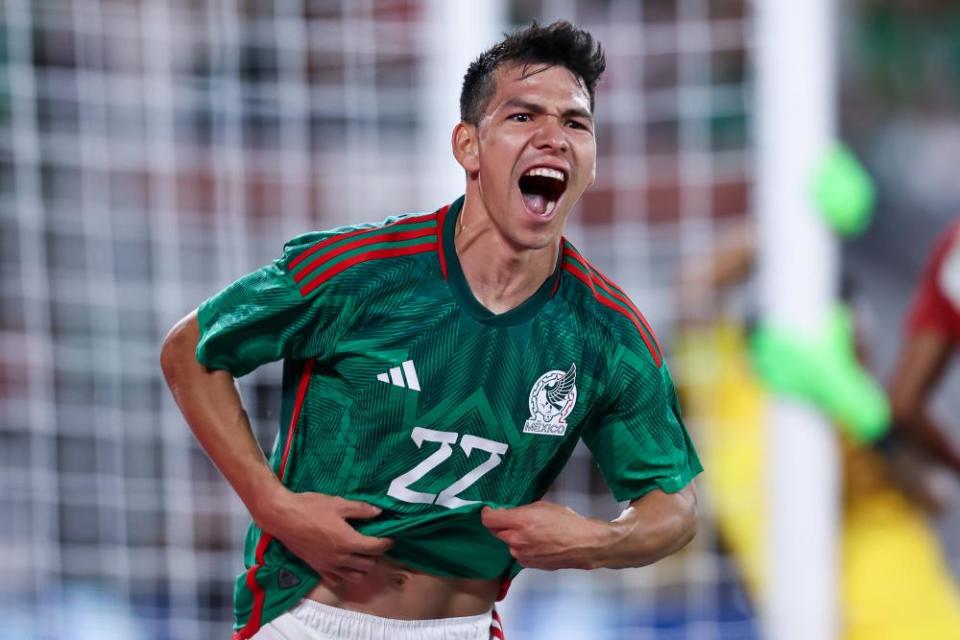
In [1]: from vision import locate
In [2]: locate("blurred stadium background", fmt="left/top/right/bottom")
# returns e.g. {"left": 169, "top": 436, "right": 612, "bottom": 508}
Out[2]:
{"left": 2, "top": 1, "right": 960, "bottom": 638}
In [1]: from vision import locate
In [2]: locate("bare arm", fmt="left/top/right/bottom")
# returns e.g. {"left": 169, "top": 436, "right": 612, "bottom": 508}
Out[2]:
{"left": 677, "top": 220, "right": 755, "bottom": 325}
{"left": 160, "top": 310, "right": 283, "bottom": 515}
{"left": 481, "top": 483, "right": 698, "bottom": 570}
{"left": 160, "top": 310, "right": 391, "bottom": 583}
{"left": 887, "top": 330, "right": 960, "bottom": 474}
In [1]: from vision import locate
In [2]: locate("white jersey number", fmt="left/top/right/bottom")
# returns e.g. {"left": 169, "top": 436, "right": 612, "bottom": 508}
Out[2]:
{"left": 387, "top": 427, "right": 508, "bottom": 509}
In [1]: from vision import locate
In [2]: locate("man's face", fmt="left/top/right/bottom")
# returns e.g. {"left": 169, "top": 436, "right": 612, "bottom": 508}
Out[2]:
{"left": 468, "top": 63, "right": 597, "bottom": 251}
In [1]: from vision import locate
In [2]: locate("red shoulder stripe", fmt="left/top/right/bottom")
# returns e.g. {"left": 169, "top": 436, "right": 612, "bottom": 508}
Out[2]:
{"left": 293, "top": 226, "right": 436, "bottom": 284}
{"left": 287, "top": 213, "right": 437, "bottom": 271}
{"left": 234, "top": 359, "right": 315, "bottom": 640}
{"left": 436, "top": 204, "right": 451, "bottom": 279}
{"left": 564, "top": 263, "right": 662, "bottom": 367}
{"left": 550, "top": 239, "right": 568, "bottom": 296}
{"left": 562, "top": 252, "right": 662, "bottom": 367}
{"left": 563, "top": 259, "right": 597, "bottom": 294}
{"left": 299, "top": 241, "right": 437, "bottom": 296}
{"left": 562, "top": 246, "right": 662, "bottom": 355}
{"left": 582, "top": 258, "right": 663, "bottom": 358}
{"left": 550, "top": 272, "right": 562, "bottom": 297}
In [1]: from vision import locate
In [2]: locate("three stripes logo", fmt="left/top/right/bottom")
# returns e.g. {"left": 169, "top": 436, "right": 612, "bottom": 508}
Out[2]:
{"left": 376, "top": 360, "right": 420, "bottom": 391}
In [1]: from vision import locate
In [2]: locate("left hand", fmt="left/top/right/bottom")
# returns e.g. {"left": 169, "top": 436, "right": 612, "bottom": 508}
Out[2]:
{"left": 481, "top": 500, "right": 612, "bottom": 570}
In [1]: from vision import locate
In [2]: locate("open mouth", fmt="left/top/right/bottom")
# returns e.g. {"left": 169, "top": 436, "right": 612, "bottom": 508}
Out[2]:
{"left": 518, "top": 167, "right": 567, "bottom": 217}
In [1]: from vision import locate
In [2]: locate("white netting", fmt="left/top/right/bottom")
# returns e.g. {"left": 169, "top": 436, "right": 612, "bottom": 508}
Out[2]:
{"left": 0, "top": 1, "right": 755, "bottom": 638}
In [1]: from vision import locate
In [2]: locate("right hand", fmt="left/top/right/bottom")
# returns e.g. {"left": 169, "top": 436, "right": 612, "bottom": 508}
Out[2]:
{"left": 257, "top": 490, "right": 393, "bottom": 586}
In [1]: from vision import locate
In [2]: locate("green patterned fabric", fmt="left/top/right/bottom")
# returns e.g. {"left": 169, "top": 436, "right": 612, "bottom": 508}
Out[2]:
{"left": 196, "top": 196, "right": 702, "bottom": 633}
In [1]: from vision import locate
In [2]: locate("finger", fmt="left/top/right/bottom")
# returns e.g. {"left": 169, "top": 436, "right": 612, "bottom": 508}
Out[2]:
{"left": 487, "top": 528, "right": 516, "bottom": 546}
{"left": 481, "top": 506, "right": 515, "bottom": 529}
{"left": 517, "top": 558, "right": 554, "bottom": 571}
{"left": 349, "top": 534, "right": 394, "bottom": 555}
{"left": 510, "top": 549, "right": 528, "bottom": 564}
{"left": 511, "top": 550, "right": 548, "bottom": 569}
{"left": 338, "top": 553, "right": 378, "bottom": 573}
{"left": 336, "top": 498, "right": 384, "bottom": 520}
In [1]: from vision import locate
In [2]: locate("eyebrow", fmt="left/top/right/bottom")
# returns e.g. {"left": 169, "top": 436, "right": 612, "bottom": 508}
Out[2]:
{"left": 501, "top": 98, "right": 593, "bottom": 121}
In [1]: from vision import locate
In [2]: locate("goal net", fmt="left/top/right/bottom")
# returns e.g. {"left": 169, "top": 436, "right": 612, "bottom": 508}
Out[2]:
{"left": 0, "top": 1, "right": 755, "bottom": 638}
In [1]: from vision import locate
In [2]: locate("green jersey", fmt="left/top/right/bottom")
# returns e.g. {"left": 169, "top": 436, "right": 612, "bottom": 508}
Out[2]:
{"left": 195, "top": 196, "right": 702, "bottom": 638}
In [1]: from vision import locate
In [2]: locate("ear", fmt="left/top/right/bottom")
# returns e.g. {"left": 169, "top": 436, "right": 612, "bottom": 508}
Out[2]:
{"left": 452, "top": 122, "right": 480, "bottom": 176}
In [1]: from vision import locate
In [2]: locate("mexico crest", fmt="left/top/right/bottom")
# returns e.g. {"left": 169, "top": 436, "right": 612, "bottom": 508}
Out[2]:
{"left": 523, "top": 363, "right": 578, "bottom": 436}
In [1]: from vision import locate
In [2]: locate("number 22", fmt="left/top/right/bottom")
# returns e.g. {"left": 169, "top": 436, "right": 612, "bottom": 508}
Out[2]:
{"left": 387, "top": 427, "right": 508, "bottom": 509}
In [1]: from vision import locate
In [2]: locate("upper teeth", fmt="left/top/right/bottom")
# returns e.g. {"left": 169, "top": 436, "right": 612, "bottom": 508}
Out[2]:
{"left": 524, "top": 167, "right": 565, "bottom": 182}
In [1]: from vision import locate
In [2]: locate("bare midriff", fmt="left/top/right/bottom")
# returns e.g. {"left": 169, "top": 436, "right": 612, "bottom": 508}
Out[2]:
{"left": 306, "top": 557, "right": 501, "bottom": 620}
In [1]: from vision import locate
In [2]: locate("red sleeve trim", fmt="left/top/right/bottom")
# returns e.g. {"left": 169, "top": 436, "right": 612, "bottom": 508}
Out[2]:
{"left": 234, "top": 359, "right": 315, "bottom": 639}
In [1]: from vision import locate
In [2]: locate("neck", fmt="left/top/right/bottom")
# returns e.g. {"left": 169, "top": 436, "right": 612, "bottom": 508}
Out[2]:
{"left": 454, "top": 193, "right": 560, "bottom": 315}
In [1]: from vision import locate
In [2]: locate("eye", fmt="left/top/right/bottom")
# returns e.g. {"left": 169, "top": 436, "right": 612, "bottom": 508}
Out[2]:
{"left": 566, "top": 120, "right": 590, "bottom": 131}
{"left": 509, "top": 113, "right": 531, "bottom": 123}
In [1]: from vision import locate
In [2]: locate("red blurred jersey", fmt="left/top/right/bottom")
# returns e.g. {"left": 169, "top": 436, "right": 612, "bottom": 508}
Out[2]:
{"left": 908, "top": 219, "right": 960, "bottom": 341}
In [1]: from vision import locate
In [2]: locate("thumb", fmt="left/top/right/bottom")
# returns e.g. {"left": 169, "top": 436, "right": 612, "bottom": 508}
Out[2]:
{"left": 481, "top": 505, "right": 511, "bottom": 529}
{"left": 337, "top": 499, "right": 383, "bottom": 520}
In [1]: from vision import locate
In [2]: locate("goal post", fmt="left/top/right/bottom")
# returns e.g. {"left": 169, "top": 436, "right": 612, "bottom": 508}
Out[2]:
{"left": 755, "top": 0, "right": 840, "bottom": 638}
{"left": 420, "top": 0, "right": 507, "bottom": 206}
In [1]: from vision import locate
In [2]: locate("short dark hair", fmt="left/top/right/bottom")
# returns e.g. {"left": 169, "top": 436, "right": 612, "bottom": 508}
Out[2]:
{"left": 459, "top": 21, "right": 606, "bottom": 126}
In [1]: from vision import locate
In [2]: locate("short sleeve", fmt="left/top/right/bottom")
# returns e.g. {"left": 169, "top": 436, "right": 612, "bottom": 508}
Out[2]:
{"left": 907, "top": 221, "right": 960, "bottom": 341}
{"left": 195, "top": 233, "right": 356, "bottom": 377}
{"left": 582, "top": 347, "right": 703, "bottom": 502}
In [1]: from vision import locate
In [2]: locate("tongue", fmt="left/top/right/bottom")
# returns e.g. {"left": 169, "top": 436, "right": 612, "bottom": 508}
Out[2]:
{"left": 522, "top": 192, "right": 548, "bottom": 215}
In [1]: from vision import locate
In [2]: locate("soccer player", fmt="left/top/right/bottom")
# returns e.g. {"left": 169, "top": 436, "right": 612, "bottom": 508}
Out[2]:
{"left": 161, "top": 21, "right": 701, "bottom": 640}
{"left": 888, "top": 218, "right": 960, "bottom": 478}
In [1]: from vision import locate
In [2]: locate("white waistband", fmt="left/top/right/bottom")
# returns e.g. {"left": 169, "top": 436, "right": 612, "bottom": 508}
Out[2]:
{"left": 283, "top": 599, "right": 494, "bottom": 640}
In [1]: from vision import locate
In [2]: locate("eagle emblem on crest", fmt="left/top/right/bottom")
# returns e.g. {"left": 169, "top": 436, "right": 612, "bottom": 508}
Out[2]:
{"left": 523, "top": 363, "right": 578, "bottom": 436}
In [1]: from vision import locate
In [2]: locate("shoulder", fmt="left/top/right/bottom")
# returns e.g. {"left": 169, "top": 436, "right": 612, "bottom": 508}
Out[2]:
{"left": 934, "top": 218, "right": 960, "bottom": 312}
{"left": 918, "top": 218, "right": 960, "bottom": 300}
{"left": 942, "top": 218, "right": 960, "bottom": 246}
{"left": 557, "top": 239, "right": 664, "bottom": 368}
{"left": 277, "top": 210, "right": 442, "bottom": 297}
{"left": 923, "top": 218, "right": 960, "bottom": 272}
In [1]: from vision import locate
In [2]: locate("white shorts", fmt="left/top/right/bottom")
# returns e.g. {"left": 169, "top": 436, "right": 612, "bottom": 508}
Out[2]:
{"left": 250, "top": 599, "right": 498, "bottom": 640}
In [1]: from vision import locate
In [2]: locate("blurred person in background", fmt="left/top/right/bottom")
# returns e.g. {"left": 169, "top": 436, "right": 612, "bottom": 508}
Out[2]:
{"left": 161, "top": 21, "right": 700, "bottom": 640}
{"left": 887, "top": 218, "right": 960, "bottom": 491}
{"left": 675, "top": 216, "right": 960, "bottom": 637}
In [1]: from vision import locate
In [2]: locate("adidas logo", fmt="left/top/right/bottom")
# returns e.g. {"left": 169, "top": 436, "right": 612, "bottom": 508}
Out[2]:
{"left": 376, "top": 360, "right": 420, "bottom": 391}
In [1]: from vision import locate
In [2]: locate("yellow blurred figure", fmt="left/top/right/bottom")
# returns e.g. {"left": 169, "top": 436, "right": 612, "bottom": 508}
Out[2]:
{"left": 675, "top": 221, "right": 960, "bottom": 638}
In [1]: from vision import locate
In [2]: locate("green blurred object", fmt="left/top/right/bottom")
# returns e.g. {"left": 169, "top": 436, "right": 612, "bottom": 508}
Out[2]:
{"left": 811, "top": 144, "right": 876, "bottom": 236}
{"left": 750, "top": 306, "right": 889, "bottom": 443}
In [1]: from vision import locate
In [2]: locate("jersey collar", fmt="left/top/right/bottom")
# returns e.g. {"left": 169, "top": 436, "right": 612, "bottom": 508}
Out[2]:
{"left": 439, "top": 195, "right": 563, "bottom": 327}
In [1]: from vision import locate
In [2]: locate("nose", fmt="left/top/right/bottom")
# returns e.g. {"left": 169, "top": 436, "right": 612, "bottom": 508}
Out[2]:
{"left": 532, "top": 115, "right": 569, "bottom": 154}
